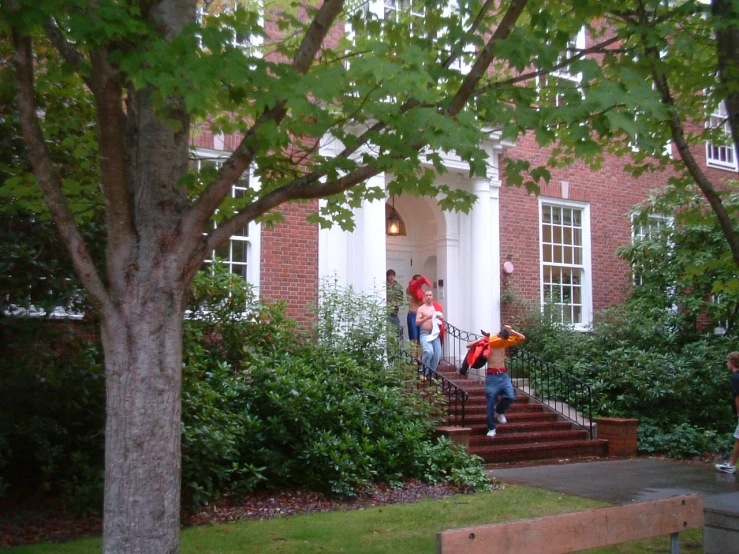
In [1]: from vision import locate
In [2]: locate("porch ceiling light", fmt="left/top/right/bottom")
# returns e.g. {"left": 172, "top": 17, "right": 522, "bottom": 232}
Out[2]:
{"left": 386, "top": 198, "right": 406, "bottom": 236}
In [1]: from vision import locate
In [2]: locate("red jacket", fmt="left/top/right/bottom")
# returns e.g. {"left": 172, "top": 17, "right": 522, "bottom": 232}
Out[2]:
{"left": 432, "top": 301, "right": 445, "bottom": 345}
{"left": 408, "top": 275, "right": 432, "bottom": 302}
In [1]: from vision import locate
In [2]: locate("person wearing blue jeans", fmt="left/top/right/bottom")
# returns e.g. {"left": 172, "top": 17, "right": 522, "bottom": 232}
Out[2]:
{"left": 416, "top": 289, "right": 443, "bottom": 377}
{"left": 467, "top": 325, "right": 526, "bottom": 438}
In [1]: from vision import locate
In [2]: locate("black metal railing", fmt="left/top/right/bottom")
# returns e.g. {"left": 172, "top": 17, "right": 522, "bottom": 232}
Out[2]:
{"left": 388, "top": 345, "right": 468, "bottom": 426}
{"left": 441, "top": 321, "right": 594, "bottom": 439}
{"left": 441, "top": 322, "right": 481, "bottom": 369}
{"left": 506, "top": 348, "right": 594, "bottom": 438}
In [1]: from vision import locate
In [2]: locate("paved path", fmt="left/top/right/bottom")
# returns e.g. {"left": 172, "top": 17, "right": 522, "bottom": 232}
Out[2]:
{"left": 487, "top": 458, "right": 739, "bottom": 513}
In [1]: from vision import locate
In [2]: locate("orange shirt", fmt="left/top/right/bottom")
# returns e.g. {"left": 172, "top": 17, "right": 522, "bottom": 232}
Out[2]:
{"left": 488, "top": 334, "right": 525, "bottom": 349}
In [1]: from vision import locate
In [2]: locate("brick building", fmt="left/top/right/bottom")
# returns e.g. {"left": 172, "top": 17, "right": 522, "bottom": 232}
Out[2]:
{"left": 190, "top": 16, "right": 737, "bottom": 334}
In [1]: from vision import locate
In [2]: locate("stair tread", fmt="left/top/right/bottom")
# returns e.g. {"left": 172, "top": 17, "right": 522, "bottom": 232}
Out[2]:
{"left": 470, "top": 439, "right": 607, "bottom": 453}
{"left": 436, "top": 358, "right": 606, "bottom": 464}
{"left": 451, "top": 421, "right": 577, "bottom": 433}
{"left": 469, "top": 430, "right": 587, "bottom": 444}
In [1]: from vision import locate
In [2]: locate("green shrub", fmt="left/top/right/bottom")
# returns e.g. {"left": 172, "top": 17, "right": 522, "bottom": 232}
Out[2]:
{"left": 520, "top": 300, "right": 738, "bottom": 458}
{"left": 0, "top": 318, "right": 105, "bottom": 514}
{"left": 638, "top": 419, "right": 733, "bottom": 459}
{"left": 1, "top": 268, "right": 490, "bottom": 513}
{"left": 180, "top": 270, "right": 490, "bottom": 506}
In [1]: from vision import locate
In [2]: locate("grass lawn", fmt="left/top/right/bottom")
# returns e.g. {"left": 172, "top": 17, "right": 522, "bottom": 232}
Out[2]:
{"left": 4, "top": 484, "right": 703, "bottom": 553}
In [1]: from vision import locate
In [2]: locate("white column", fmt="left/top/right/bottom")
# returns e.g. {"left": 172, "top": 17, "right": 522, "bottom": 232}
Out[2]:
{"left": 319, "top": 199, "right": 351, "bottom": 287}
{"left": 359, "top": 174, "right": 387, "bottom": 297}
{"left": 470, "top": 177, "right": 495, "bottom": 334}
{"left": 489, "top": 180, "right": 502, "bottom": 332}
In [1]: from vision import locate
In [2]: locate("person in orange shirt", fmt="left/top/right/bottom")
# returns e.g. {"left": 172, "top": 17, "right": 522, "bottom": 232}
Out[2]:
{"left": 466, "top": 325, "right": 526, "bottom": 438}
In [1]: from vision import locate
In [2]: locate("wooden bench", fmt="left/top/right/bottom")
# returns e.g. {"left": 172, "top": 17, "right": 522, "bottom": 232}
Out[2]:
{"left": 437, "top": 494, "right": 704, "bottom": 554}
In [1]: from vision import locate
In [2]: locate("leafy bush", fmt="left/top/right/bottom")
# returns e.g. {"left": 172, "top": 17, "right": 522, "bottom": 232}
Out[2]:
{"left": 638, "top": 418, "right": 733, "bottom": 459}
{"left": 181, "top": 270, "right": 490, "bottom": 506}
{"left": 0, "top": 318, "right": 105, "bottom": 513}
{"left": 520, "top": 298, "right": 738, "bottom": 459}
{"left": 1, "top": 268, "right": 489, "bottom": 513}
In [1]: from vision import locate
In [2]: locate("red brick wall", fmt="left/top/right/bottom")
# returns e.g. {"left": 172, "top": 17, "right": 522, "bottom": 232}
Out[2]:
{"left": 259, "top": 202, "right": 319, "bottom": 324}
{"left": 500, "top": 132, "right": 672, "bottom": 323}
{"left": 500, "top": 130, "right": 737, "bottom": 325}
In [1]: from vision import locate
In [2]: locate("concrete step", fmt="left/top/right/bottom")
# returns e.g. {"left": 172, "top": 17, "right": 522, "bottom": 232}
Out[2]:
{"left": 458, "top": 421, "right": 577, "bottom": 435}
{"left": 463, "top": 394, "right": 532, "bottom": 405}
{"left": 463, "top": 402, "right": 544, "bottom": 414}
{"left": 462, "top": 411, "right": 560, "bottom": 426}
{"left": 470, "top": 439, "right": 608, "bottom": 464}
{"left": 468, "top": 429, "right": 588, "bottom": 447}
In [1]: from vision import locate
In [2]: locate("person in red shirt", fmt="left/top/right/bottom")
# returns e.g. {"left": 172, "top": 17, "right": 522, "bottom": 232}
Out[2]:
{"left": 467, "top": 325, "right": 526, "bottom": 438}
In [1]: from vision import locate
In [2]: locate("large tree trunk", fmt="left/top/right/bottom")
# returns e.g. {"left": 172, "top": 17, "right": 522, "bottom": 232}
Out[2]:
{"left": 100, "top": 279, "right": 187, "bottom": 554}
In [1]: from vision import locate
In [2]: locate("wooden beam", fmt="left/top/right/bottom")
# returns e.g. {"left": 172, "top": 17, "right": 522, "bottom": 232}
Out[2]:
{"left": 437, "top": 494, "right": 704, "bottom": 554}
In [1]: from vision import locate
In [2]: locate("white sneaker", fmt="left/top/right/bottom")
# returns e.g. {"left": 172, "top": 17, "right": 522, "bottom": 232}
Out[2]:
{"left": 486, "top": 429, "right": 496, "bottom": 438}
{"left": 495, "top": 413, "right": 507, "bottom": 424}
{"left": 716, "top": 463, "right": 736, "bottom": 474}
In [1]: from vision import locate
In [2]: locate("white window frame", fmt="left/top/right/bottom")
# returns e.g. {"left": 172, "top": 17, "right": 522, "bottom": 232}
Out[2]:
{"left": 711, "top": 294, "right": 731, "bottom": 335}
{"left": 631, "top": 212, "right": 672, "bottom": 243}
{"left": 347, "top": 0, "right": 472, "bottom": 74}
{"left": 196, "top": 1, "right": 264, "bottom": 53}
{"left": 191, "top": 149, "right": 261, "bottom": 291}
{"left": 539, "top": 198, "right": 592, "bottom": 330}
{"left": 630, "top": 212, "right": 672, "bottom": 286}
{"left": 630, "top": 212, "right": 678, "bottom": 311}
{"left": 537, "top": 28, "right": 585, "bottom": 108}
{"left": 706, "top": 101, "right": 738, "bottom": 171}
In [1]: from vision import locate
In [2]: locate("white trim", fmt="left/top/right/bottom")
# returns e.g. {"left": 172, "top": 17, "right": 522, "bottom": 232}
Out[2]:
{"left": 706, "top": 102, "right": 738, "bottom": 171}
{"left": 191, "top": 149, "right": 261, "bottom": 291}
{"left": 538, "top": 197, "right": 592, "bottom": 329}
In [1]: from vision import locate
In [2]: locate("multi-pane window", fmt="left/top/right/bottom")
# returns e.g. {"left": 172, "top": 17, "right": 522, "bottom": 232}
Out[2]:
{"left": 540, "top": 201, "right": 591, "bottom": 327}
{"left": 632, "top": 213, "right": 669, "bottom": 243}
{"left": 537, "top": 29, "right": 585, "bottom": 107}
{"left": 706, "top": 101, "right": 737, "bottom": 171}
{"left": 350, "top": 0, "right": 472, "bottom": 73}
{"left": 712, "top": 294, "right": 730, "bottom": 335}
{"left": 631, "top": 213, "right": 668, "bottom": 287}
{"left": 191, "top": 152, "right": 260, "bottom": 286}
{"left": 630, "top": 212, "right": 676, "bottom": 310}
{"left": 211, "top": 185, "right": 250, "bottom": 281}
{"left": 383, "top": 0, "right": 423, "bottom": 21}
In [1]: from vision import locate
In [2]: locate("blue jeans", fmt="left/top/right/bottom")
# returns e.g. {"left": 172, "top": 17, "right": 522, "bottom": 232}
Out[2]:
{"left": 388, "top": 314, "right": 400, "bottom": 327}
{"left": 485, "top": 372, "right": 515, "bottom": 431}
{"left": 420, "top": 331, "right": 441, "bottom": 376}
{"left": 407, "top": 311, "right": 420, "bottom": 341}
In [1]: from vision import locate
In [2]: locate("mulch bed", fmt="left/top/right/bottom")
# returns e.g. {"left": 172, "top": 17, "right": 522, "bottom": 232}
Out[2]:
{"left": 0, "top": 480, "right": 475, "bottom": 548}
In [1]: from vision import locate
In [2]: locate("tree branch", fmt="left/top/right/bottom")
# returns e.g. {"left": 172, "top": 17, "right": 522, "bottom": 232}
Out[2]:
{"left": 447, "top": 0, "right": 531, "bottom": 116}
{"left": 43, "top": 16, "right": 94, "bottom": 90}
{"left": 88, "top": 48, "right": 136, "bottom": 289}
{"left": 197, "top": 0, "right": 534, "bottom": 265}
{"left": 472, "top": 35, "right": 623, "bottom": 99}
{"left": 636, "top": 1, "right": 739, "bottom": 270}
{"left": 186, "top": 0, "right": 346, "bottom": 234}
{"left": 10, "top": 26, "right": 112, "bottom": 315}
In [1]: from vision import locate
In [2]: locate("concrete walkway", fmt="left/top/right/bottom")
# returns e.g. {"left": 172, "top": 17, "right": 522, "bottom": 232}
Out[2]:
{"left": 486, "top": 458, "right": 739, "bottom": 513}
